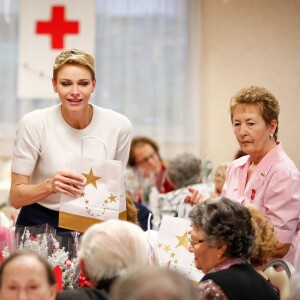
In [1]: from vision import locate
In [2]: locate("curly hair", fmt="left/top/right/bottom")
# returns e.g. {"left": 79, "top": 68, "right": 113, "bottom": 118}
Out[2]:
{"left": 230, "top": 86, "right": 280, "bottom": 140}
{"left": 188, "top": 197, "right": 256, "bottom": 260}
{"left": 247, "top": 205, "right": 278, "bottom": 267}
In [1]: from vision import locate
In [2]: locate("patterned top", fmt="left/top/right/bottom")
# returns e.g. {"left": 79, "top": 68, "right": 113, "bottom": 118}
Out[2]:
{"left": 156, "top": 183, "right": 213, "bottom": 226}
{"left": 197, "top": 258, "right": 247, "bottom": 300}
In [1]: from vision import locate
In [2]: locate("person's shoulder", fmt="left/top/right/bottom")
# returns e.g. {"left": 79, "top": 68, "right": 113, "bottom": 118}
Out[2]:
{"left": 57, "top": 287, "right": 108, "bottom": 300}
{"left": 18, "top": 105, "right": 59, "bottom": 125}
{"left": 265, "top": 143, "right": 300, "bottom": 177}
{"left": 93, "top": 105, "right": 132, "bottom": 125}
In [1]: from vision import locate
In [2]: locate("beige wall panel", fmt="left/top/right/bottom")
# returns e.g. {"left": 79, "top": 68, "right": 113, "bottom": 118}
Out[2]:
{"left": 200, "top": 0, "right": 300, "bottom": 169}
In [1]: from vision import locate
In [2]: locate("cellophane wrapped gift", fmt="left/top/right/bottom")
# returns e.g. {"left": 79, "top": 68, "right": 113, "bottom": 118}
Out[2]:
{"left": 14, "top": 223, "right": 56, "bottom": 258}
{"left": 12, "top": 224, "right": 80, "bottom": 290}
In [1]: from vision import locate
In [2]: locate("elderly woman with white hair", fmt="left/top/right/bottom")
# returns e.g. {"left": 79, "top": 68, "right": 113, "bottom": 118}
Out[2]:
{"left": 57, "top": 219, "right": 151, "bottom": 300}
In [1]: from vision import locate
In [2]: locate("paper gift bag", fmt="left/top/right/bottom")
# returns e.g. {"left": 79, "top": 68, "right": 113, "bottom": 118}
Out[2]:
{"left": 59, "top": 138, "right": 126, "bottom": 232}
{"left": 156, "top": 215, "right": 204, "bottom": 282}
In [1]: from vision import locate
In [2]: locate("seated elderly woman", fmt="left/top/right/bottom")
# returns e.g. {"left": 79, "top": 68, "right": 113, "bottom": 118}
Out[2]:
{"left": 155, "top": 153, "right": 212, "bottom": 227}
{"left": 0, "top": 250, "right": 57, "bottom": 300}
{"left": 110, "top": 266, "right": 199, "bottom": 300}
{"left": 58, "top": 219, "right": 151, "bottom": 300}
{"left": 188, "top": 197, "right": 279, "bottom": 300}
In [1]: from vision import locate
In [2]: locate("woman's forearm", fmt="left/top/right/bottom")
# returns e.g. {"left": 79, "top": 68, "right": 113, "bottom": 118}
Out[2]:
{"left": 9, "top": 175, "right": 52, "bottom": 209}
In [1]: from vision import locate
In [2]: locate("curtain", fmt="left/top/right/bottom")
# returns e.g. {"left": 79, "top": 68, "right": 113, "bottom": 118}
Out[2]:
{"left": 0, "top": 0, "right": 201, "bottom": 160}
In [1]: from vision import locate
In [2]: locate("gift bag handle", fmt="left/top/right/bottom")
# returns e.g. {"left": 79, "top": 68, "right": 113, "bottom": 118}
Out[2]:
{"left": 81, "top": 136, "right": 107, "bottom": 157}
{"left": 177, "top": 198, "right": 187, "bottom": 219}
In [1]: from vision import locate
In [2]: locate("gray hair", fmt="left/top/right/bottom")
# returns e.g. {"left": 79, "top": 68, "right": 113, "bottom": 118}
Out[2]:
{"left": 167, "top": 153, "right": 202, "bottom": 189}
{"left": 110, "top": 266, "right": 199, "bottom": 300}
{"left": 188, "top": 197, "right": 255, "bottom": 259}
{"left": 79, "top": 220, "right": 151, "bottom": 282}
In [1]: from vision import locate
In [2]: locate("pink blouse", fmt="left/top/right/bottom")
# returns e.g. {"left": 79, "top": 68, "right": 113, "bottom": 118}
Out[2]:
{"left": 222, "top": 143, "right": 300, "bottom": 264}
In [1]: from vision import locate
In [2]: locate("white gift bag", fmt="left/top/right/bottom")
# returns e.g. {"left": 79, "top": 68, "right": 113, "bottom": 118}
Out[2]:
{"left": 156, "top": 214, "right": 204, "bottom": 282}
{"left": 59, "top": 137, "right": 126, "bottom": 232}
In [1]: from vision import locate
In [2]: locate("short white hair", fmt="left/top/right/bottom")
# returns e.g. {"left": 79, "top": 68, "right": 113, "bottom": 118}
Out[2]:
{"left": 79, "top": 220, "right": 151, "bottom": 282}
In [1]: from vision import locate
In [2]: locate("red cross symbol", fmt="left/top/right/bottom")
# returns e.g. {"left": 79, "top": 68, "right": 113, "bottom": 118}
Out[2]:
{"left": 36, "top": 6, "right": 79, "bottom": 50}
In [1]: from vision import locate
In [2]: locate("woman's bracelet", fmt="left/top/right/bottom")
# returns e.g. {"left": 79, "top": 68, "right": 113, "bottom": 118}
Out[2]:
{"left": 46, "top": 178, "right": 55, "bottom": 193}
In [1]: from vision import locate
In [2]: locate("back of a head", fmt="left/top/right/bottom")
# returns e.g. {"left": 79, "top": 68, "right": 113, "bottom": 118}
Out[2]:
{"left": 212, "top": 161, "right": 230, "bottom": 196}
{"left": 79, "top": 220, "right": 151, "bottom": 283}
{"left": 110, "top": 267, "right": 199, "bottom": 300}
{"left": 167, "top": 153, "right": 202, "bottom": 189}
{"left": 126, "top": 193, "right": 138, "bottom": 225}
{"left": 247, "top": 205, "right": 278, "bottom": 268}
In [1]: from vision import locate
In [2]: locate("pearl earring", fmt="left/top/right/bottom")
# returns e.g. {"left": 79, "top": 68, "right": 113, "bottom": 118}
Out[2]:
{"left": 269, "top": 134, "right": 273, "bottom": 139}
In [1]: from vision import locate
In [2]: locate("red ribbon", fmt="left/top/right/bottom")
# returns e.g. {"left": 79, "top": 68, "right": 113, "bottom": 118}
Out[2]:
{"left": 53, "top": 265, "right": 63, "bottom": 291}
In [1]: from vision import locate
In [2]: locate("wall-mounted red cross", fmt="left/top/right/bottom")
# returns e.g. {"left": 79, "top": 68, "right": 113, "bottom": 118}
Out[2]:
{"left": 36, "top": 6, "right": 79, "bottom": 50}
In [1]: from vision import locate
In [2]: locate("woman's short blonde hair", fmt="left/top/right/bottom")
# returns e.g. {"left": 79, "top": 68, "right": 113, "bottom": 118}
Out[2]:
{"left": 53, "top": 49, "right": 95, "bottom": 81}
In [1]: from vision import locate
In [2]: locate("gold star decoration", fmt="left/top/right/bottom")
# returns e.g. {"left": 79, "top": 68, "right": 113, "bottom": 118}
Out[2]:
{"left": 157, "top": 243, "right": 162, "bottom": 249}
{"left": 163, "top": 245, "right": 171, "bottom": 253}
{"left": 82, "top": 168, "right": 101, "bottom": 189}
{"left": 170, "top": 252, "right": 176, "bottom": 258}
{"left": 81, "top": 192, "right": 86, "bottom": 197}
{"left": 85, "top": 199, "right": 89, "bottom": 204}
{"left": 175, "top": 231, "right": 189, "bottom": 250}
{"left": 108, "top": 193, "right": 117, "bottom": 203}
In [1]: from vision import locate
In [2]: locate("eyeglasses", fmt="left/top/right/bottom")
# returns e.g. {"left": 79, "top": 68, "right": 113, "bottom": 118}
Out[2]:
{"left": 135, "top": 152, "right": 157, "bottom": 165}
{"left": 189, "top": 238, "right": 205, "bottom": 248}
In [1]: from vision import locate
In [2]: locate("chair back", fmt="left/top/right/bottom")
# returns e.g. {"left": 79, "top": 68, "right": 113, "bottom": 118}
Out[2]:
{"left": 263, "top": 259, "right": 295, "bottom": 300}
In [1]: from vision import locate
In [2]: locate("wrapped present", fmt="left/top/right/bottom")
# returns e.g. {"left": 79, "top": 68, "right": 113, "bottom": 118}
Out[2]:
{"left": 13, "top": 224, "right": 80, "bottom": 290}
{"left": 15, "top": 223, "right": 56, "bottom": 258}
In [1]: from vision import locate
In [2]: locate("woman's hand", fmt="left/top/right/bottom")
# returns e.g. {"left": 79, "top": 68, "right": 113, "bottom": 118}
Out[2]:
{"left": 10, "top": 171, "right": 86, "bottom": 209}
{"left": 51, "top": 170, "right": 85, "bottom": 198}
{"left": 184, "top": 187, "right": 207, "bottom": 205}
